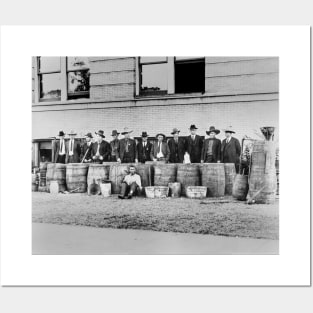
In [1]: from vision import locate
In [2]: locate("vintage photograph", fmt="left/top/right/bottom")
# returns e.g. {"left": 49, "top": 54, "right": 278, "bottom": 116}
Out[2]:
{"left": 31, "top": 56, "right": 279, "bottom": 255}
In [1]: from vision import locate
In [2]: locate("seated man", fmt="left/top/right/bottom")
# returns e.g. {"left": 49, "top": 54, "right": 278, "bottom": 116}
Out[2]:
{"left": 118, "top": 165, "right": 142, "bottom": 199}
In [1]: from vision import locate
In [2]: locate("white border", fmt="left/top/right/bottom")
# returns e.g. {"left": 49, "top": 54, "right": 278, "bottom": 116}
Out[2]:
{"left": 0, "top": 26, "right": 310, "bottom": 286}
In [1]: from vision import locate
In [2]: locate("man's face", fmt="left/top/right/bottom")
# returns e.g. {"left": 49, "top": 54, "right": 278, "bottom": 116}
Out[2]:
{"left": 85, "top": 136, "right": 91, "bottom": 142}
{"left": 190, "top": 129, "right": 196, "bottom": 136}
{"left": 124, "top": 133, "right": 130, "bottom": 139}
{"left": 59, "top": 135, "right": 64, "bottom": 141}
{"left": 129, "top": 167, "right": 136, "bottom": 175}
{"left": 157, "top": 135, "right": 163, "bottom": 142}
{"left": 209, "top": 132, "right": 216, "bottom": 138}
{"left": 225, "top": 132, "right": 231, "bottom": 138}
{"left": 97, "top": 134, "right": 102, "bottom": 142}
{"left": 173, "top": 133, "right": 179, "bottom": 139}
{"left": 142, "top": 137, "right": 148, "bottom": 142}
{"left": 112, "top": 135, "right": 117, "bottom": 140}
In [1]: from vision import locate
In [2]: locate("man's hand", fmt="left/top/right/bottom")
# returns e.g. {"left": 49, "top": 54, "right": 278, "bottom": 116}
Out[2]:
{"left": 135, "top": 159, "right": 138, "bottom": 164}
{"left": 92, "top": 156, "right": 96, "bottom": 160}
{"left": 153, "top": 158, "right": 157, "bottom": 161}
{"left": 201, "top": 160, "right": 204, "bottom": 163}
{"left": 117, "top": 158, "right": 121, "bottom": 163}
{"left": 99, "top": 156, "right": 103, "bottom": 160}
{"left": 217, "top": 160, "right": 221, "bottom": 163}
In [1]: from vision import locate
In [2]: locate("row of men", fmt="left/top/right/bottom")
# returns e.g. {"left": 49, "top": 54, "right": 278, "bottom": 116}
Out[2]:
{"left": 54, "top": 124, "right": 241, "bottom": 172}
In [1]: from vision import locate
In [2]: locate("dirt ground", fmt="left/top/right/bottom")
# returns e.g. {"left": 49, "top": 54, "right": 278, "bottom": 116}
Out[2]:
{"left": 32, "top": 192, "right": 279, "bottom": 240}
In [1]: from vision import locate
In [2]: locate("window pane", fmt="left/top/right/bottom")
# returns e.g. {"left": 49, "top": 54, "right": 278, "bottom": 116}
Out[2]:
{"left": 140, "top": 57, "right": 167, "bottom": 64}
{"left": 38, "top": 57, "right": 61, "bottom": 72}
{"left": 141, "top": 63, "right": 167, "bottom": 92}
{"left": 67, "top": 57, "right": 90, "bottom": 70}
{"left": 39, "top": 73, "right": 61, "bottom": 100}
{"left": 67, "top": 70, "right": 90, "bottom": 94}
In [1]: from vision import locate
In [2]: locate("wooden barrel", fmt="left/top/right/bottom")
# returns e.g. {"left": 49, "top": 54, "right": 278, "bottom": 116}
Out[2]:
{"left": 153, "top": 164, "right": 177, "bottom": 186}
{"left": 46, "top": 163, "right": 66, "bottom": 192}
{"left": 134, "top": 164, "right": 151, "bottom": 188}
{"left": 224, "top": 163, "right": 236, "bottom": 195}
{"left": 168, "top": 182, "right": 181, "bottom": 198}
{"left": 39, "top": 162, "right": 50, "bottom": 187}
{"left": 249, "top": 141, "right": 277, "bottom": 204}
{"left": 232, "top": 174, "right": 249, "bottom": 200}
{"left": 66, "top": 163, "right": 89, "bottom": 193}
{"left": 87, "top": 164, "right": 110, "bottom": 186}
{"left": 32, "top": 173, "right": 39, "bottom": 191}
{"left": 109, "top": 163, "right": 132, "bottom": 194}
{"left": 176, "top": 164, "right": 200, "bottom": 196}
{"left": 200, "top": 163, "right": 225, "bottom": 197}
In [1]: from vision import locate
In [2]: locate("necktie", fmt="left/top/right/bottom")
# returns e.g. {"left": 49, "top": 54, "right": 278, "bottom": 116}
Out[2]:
{"left": 96, "top": 143, "right": 100, "bottom": 155}
{"left": 143, "top": 142, "right": 146, "bottom": 148}
{"left": 125, "top": 140, "right": 129, "bottom": 152}
{"left": 70, "top": 140, "right": 73, "bottom": 153}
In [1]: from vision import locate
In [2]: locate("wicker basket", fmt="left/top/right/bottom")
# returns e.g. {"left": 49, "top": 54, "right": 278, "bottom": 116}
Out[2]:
{"left": 186, "top": 186, "right": 207, "bottom": 199}
{"left": 145, "top": 186, "right": 169, "bottom": 198}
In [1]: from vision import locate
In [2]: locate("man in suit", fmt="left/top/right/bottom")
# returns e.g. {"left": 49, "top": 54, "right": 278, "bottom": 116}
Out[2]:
{"left": 185, "top": 124, "right": 203, "bottom": 163}
{"left": 137, "top": 131, "right": 152, "bottom": 163}
{"left": 110, "top": 130, "right": 120, "bottom": 162}
{"left": 80, "top": 132, "right": 93, "bottom": 163}
{"left": 201, "top": 126, "right": 221, "bottom": 163}
{"left": 221, "top": 126, "right": 241, "bottom": 173}
{"left": 117, "top": 127, "right": 138, "bottom": 163}
{"left": 54, "top": 130, "right": 67, "bottom": 164}
{"left": 167, "top": 128, "right": 186, "bottom": 163}
{"left": 150, "top": 133, "right": 170, "bottom": 162}
{"left": 91, "top": 130, "right": 111, "bottom": 163}
{"left": 66, "top": 130, "right": 81, "bottom": 163}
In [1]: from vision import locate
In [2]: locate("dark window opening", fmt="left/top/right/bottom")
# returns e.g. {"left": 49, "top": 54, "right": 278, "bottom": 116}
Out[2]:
{"left": 175, "top": 58, "right": 205, "bottom": 94}
{"left": 39, "top": 149, "right": 52, "bottom": 162}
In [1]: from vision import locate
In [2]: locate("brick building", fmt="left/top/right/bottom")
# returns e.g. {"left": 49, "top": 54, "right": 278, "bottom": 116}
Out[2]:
{"left": 31, "top": 56, "right": 279, "bottom": 166}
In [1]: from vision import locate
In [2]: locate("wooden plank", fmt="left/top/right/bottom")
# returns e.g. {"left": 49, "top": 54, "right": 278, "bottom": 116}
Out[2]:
{"left": 90, "top": 71, "right": 135, "bottom": 86}
{"left": 205, "top": 57, "right": 274, "bottom": 64}
{"left": 90, "top": 58, "right": 136, "bottom": 73}
{"left": 205, "top": 72, "right": 279, "bottom": 94}
{"left": 206, "top": 58, "right": 278, "bottom": 78}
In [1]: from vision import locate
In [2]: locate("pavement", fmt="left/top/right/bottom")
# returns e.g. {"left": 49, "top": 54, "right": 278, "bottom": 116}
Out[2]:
{"left": 32, "top": 223, "right": 279, "bottom": 255}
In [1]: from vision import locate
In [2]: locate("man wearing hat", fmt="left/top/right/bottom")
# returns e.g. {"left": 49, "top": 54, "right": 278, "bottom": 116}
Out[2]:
{"left": 201, "top": 126, "right": 221, "bottom": 163}
{"left": 91, "top": 130, "right": 111, "bottom": 163}
{"left": 109, "top": 130, "right": 120, "bottom": 162}
{"left": 167, "top": 128, "right": 186, "bottom": 163}
{"left": 66, "top": 130, "right": 81, "bottom": 163}
{"left": 150, "top": 133, "right": 170, "bottom": 162}
{"left": 185, "top": 124, "right": 203, "bottom": 163}
{"left": 117, "top": 127, "right": 138, "bottom": 163}
{"left": 137, "top": 131, "right": 152, "bottom": 163}
{"left": 54, "top": 130, "right": 67, "bottom": 164}
{"left": 80, "top": 132, "right": 94, "bottom": 163}
{"left": 118, "top": 165, "right": 143, "bottom": 199}
{"left": 221, "top": 126, "right": 241, "bottom": 173}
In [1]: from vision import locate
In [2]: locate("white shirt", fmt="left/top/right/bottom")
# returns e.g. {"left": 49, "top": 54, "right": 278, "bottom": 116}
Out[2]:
{"left": 226, "top": 137, "right": 232, "bottom": 144}
{"left": 59, "top": 139, "right": 65, "bottom": 155}
{"left": 156, "top": 142, "right": 164, "bottom": 158}
{"left": 69, "top": 139, "right": 74, "bottom": 156}
{"left": 123, "top": 173, "right": 142, "bottom": 188}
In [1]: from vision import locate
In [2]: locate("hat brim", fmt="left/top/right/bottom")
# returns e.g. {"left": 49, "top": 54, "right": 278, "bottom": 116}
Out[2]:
{"left": 171, "top": 130, "right": 180, "bottom": 135}
{"left": 206, "top": 129, "right": 220, "bottom": 135}
{"left": 189, "top": 127, "right": 198, "bottom": 130}
{"left": 111, "top": 133, "right": 120, "bottom": 136}
{"left": 121, "top": 130, "right": 133, "bottom": 135}
{"left": 84, "top": 134, "right": 93, "bottom": 138}
{"left": 58, "top": 133, "right": 65, "bottom": 136}
{"left": 141, "top": 134, "right": 149, "bottom": 137}
{"left": 95, "top": 132, "right": 105, "bottom": 138}
{"left": 156, "top": 133, "right": 166, "bottom": 138}
{"left": 68, "top": 133, "right": 77, "bottom": 136}
{"left": 224, "top": 130, "right": 235, "bottom": 133}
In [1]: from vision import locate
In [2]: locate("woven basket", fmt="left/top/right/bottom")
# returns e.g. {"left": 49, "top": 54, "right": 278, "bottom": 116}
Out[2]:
{"left": 186, "top": 186, "right": 207, "bottom": 199}
{"left": 145, "top": 186, "right": 169, "bottom": 198}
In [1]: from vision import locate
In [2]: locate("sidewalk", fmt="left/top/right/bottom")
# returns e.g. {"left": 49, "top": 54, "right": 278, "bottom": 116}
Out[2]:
{"left": 32, "top": 223, "right": 279, "bottom": 255}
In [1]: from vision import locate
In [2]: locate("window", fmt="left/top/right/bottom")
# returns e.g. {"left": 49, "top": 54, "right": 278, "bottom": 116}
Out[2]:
{"left": 67, "top": 57, "right": 90, "bottom": 99}
{"left": 36, "top": 56, "right": 90, "bottom": 102}
{"left": 139, "top": 57, "right": 168, "bottom": 96}
{"left": 137, "top": 56, "right": 205, "bottom": 96}
{"left": 175, "top": 57, "right": 205, "bottom": 93}
{"left": 38, "top": 57, "right": 61, "bottom": 101}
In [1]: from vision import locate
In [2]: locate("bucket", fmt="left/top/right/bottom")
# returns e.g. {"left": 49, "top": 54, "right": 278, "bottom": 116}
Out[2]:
{"left": 145, "top": 186, "right": 169, "bottom": 198}
{"left": 224, "top": 163, "right": 236, "bottom": 195}
{"left": 168, "top": 182, "right": 181, "bottom": 198}
{"left": 176, "top": 164, "right": 200, "bottom": 196}
{"left": 232, "top": 174, "right": 249, "bottom": 200}
{"left": 49, "top": 180, "right": 59, "bottom": 194}
{"left": 66, "top": 163, "right": 89, "bottom": 193}
{"left": 100, "top": 182, "right": 111, "bottom": 197}
{"left": 200, "top": 163, "right": 225, "bottom": 197}
{"left": 186, "top": 186, "right": 207, "bottom": 199}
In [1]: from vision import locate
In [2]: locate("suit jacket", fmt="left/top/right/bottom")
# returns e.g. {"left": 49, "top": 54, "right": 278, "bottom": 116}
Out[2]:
{"left": 201, "top": 138, "right": 221, "bottom": 162}
{"left": 66, "top": 139, "right": 81, "bottom": 163}
{"left": 117, "top": 138, "right": 137, "bottom": 162}
{"left": 91, "top": 140, "right": 111, "bottom": 161}
{"left": 185, "top": 135, "right": 203, "bottom": 163}
{"left": 137, "top": 141, "right": 152, "bottom": 163}
{"left": 110, "top": 139, "right": 120, "bottom": 160}
{"left": 80, "top": 142, "right": 93, "bottom": 162}
{"left": 221, "top": 137, "right": 241, "bottom": 165}
{"left": 53, "top": 139, "right": 68, "bottom": 163}
{"left": 150, "top": 141, "right": 170, "bottom": 162}
{"left": 167, "top": 137, "right": 186, "bottom": 163}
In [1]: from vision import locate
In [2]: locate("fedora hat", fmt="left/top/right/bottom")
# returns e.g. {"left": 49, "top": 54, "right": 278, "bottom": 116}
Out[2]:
{"left": 156, "top": 133, "right": 166, "bottom": 138}
{"left": 121, "top": 127, "right": 133, "bottom": 135}
{"left": 223, "top": 126, "right": 236, "bottom": 134}
{"left": 68, "top": 130, "right": 77, "bottom": 136}
{"left": 95, "top": 130, "right": 105, "bottom": 138}
{"left": 206, "top": 126, "right": 220, "bottom": 135}
{"left": 84, "top": 132, "right": 93, "bottom": 138}
{"left": 141, "top": 131, "right": 149, "bottom": 137}
{"left": 189, "top": 124, "right": 198, "bottom": 130}
{"left": 171, "top": 128, "right": 180, "bottom": 135}
{"left": 111, "top": 130, "right": 120, "bottom": 136}
{"left": 58, "top": 130, "right": 65, "bottom": 137}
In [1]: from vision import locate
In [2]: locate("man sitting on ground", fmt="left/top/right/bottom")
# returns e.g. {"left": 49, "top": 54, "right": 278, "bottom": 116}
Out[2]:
{"left": 118, "top": 165, "right": 142, "bottom": 199}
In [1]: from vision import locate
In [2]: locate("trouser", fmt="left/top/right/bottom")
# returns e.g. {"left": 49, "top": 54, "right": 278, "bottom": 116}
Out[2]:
{"left": 68, "top": 155, "right": 76, "bottom": 163}
{"left": 110, "top": 155, "right": 117, "bottom": 162}
{"left": 120, "top": 182, "right": 139, "bottom": 197}
{"left": 56, "top": 155, "right": 66, "bottom": 164}
{"left": 122, "top": 154, "right": 134, "bottom": 163}
{"left": 204, "top": 155, "right": 216, "bottom": 163}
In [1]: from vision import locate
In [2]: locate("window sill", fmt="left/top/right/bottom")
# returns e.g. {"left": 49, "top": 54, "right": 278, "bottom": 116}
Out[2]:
{"left": 135, "top": 92, "right": 205, "bottom": 101}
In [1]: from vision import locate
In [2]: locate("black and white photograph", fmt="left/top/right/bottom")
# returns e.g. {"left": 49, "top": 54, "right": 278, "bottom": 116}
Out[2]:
{"left": 31, "top": 56, "right": 279, "bottom": 255}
